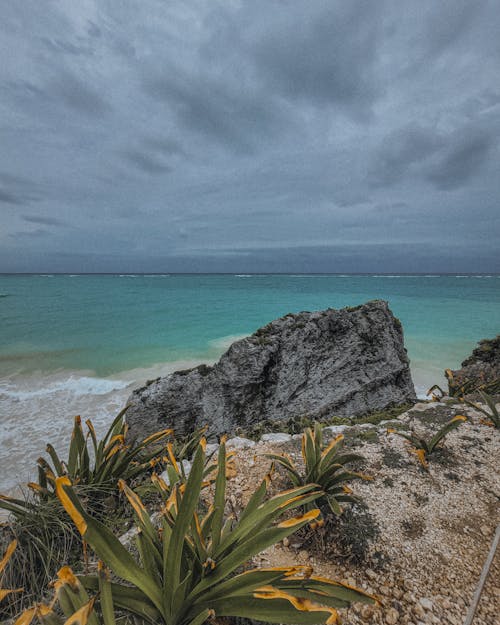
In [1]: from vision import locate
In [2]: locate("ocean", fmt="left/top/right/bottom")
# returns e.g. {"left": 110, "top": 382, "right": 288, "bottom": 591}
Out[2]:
{"left": 0, "top": 273, "right": 499, "bottom": 492}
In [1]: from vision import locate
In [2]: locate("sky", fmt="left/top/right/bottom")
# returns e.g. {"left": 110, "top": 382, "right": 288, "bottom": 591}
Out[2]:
{"left": 0, "top": 0, "right": 499, "bottom": 273}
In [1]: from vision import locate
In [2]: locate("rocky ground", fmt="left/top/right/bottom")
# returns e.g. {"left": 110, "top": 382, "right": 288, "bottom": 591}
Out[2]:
{"left": 219, "top": 400, "right": 500, "bottom": 625}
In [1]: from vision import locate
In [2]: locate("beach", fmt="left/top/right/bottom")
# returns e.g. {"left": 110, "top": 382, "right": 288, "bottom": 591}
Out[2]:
{"left": 1, "top": 273, "right": 499, "bottom": 491}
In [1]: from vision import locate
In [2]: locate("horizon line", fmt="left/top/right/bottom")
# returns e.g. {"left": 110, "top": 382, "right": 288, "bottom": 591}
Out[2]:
{"left": 1, "top": 272, "right": 500, "bottom": 277}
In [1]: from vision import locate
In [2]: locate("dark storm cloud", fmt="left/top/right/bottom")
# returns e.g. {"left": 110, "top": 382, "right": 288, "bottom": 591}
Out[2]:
{"left": 22, "top": 215, "right": 67, "bottom": 226}
{"left": 144, "top": 70, "right": 285, "bottom": 153}
{"left": 0, "top": 172, "right": 41, "bottom": 205}
{"left": 247, "top": 1, "right": 382, "bottom": 118}
{"left": 123, "top": 150, "right": 172, "bottom": 175}
{"left": 51, "top": 70, "right": 111, "bottom": 117}
{"left": 370, "top": 122, "right": 498, "bottom": 191}
{"left": 0, "top": 1, "right": 499, "bottom": 272}
{"left": 426, "top": 131, "right": 494, "bottom": 190}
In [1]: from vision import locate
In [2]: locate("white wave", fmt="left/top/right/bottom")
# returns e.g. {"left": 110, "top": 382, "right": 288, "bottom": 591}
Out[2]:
{"left": 235, "top": 274, "right": 253, "bottom": 277}
{"left": 0, "top": 375, "right": 130, "bottom": 400}
{"left": 209, "top": 334, "right": 249, "bottom": 351}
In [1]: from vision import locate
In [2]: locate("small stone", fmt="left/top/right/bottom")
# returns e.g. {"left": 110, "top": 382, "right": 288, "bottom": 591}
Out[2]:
{"left": 261, "top": 432, "right": 292, "bottom": 443}
{"left": 385, "top": 607, "right": 399, "bottom": 624}
{"left": 393, "top": 588, "right": 403, "bottom": 600}
{"left": 323, "top": 425, "right": 349, "bottom": 435}
{"left": 226, "top": 436, "right": 256, "bottom": 449}
{"left": 205, "top": 443, "right": 219, "bottom": 456}
{"left": 366, "top": 568, "right": 377, "bottom": 580}
{"left": 403, "top": 591, "right": 415, "bottom": 602}
{"left": 298, "top": 550, "right": 309, "bottom": 561}
{"left": 480, "top": 525, "right": 489, "bottom": 537}
{"left": 419, "top": 598, "right": 433, "bottom": 611}
{"left": 413, "top": 603, "right": 425, "bottom": 619}
{"left": 410, "top": 402, "right": 432, "bottom": 411}
{"left": 360, "top": 605, "right": 375, "bottom": 619}
{"left": 282, "top": 537, "right": 290, "bottom": 547}
{"left": 159, "top": 459, "right": 191, "bottom": 485}
{"left": 380, "top": 585, "right": 391, "bottom": 596}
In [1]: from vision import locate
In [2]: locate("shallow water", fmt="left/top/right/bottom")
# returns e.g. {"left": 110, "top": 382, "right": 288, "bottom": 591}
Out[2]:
{"left": 0, "top": 273, "right": 499, "bottom": 490}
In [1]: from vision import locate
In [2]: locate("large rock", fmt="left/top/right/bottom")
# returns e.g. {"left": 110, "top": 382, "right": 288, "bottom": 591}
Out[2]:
{"left": 447, "top": 335, "right": 500, "bottom": 396}
{"left": 126, "top": 300, "right": 416, "bottom": 439}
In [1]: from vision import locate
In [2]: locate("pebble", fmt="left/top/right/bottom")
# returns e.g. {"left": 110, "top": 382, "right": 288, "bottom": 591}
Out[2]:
{"left": 413, "top": 603, "right": 425, "bottom": 619}
{"left": 385, "top": 607, "right": 399, "bottom": 624}
{"left": 323, "top": 425, "right": 349, "bottom": 435}
{"left": 205, "top": 443, "right": 219, "bottom": 456}
{"left": 419, "top": 597, "right": 433, "bottom": 611}
{"left": 480, "top": 525, "right": 489, "bottom": 537}
{"left": 226, "top": 436, "right": 256, "bottom": 449}
{"left": 260, "top": 432, "right": 292, "bottom": 443}
{"left": 360, "top": 604, "right": 375, "bottom": 618}
{"left": 159, "top": 459, "right": 191, "bottom": 484}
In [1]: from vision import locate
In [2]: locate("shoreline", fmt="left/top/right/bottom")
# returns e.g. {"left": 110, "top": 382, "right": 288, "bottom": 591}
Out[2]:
{"left": 0, "top": 356, "right": 438, "bottom": 493}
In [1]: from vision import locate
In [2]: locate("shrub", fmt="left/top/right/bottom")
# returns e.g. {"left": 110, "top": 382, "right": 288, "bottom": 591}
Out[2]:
{"left": 0, "top": 408, "right": 174, "bottom": 617}
{"left": 387, "top": 415, "right": 467, "bottom": 469}
{"left": 266, "top": 423, "right": 371, "bottom": 517}
{"left": 0, "top": 540, "right": 22, "bottom": 605}
{"left": 461, "top": 391, "right": 499, "bottom": 429}
{"left": 52, "top": 438, "right": 375, "bottom": 625}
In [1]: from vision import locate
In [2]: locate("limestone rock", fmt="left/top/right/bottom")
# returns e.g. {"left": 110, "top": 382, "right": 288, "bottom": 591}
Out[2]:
{"left": 225, "top": 436, "right": 256, "bottom": 450}
{"left": 260, "top": 432, "right": 292, "bottom": 443}
{"left": 126, "top": 300, "right": 416, "bottom": 439}
{"left": 448, "top": 335, "right": 500, "bottom": 395}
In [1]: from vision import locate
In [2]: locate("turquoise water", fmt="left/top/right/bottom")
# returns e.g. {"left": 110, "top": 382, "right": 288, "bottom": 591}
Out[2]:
{"left": 0, "top": 273, "right": 499, "bottom": 489}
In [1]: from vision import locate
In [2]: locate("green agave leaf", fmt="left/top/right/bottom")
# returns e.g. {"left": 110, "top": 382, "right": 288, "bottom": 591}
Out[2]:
{"left": 428, "top": 416, "right": 466, "bottom": 453}
{"left": 97, "top": 565, "right": 116, "bottom": 625}
{"left": 210, "top": 440, "right": 227, "bottom": 552}
{"left": 79, "top": 576, "right": 160, "bottom": 623}
{"left": 279, "top": 577, "right": 375, "bottom": 608}
{"left": 55, "top": 478, "right": 163, "bottom": 614}
{"left": 164, "top": 442, "right": 205, "bottom": 614}
{"left": 205, "top": 596, "right": 335, "bottom": 625}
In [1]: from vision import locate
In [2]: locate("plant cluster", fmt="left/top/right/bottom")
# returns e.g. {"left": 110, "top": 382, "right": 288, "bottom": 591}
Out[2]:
{"left": 387, "top": 415, "right": 467, "bottom": 469}
{"left": 0, "top": 407, "right": 172, "bottom": 518}
{"left": 461, "top": 391, "right": 500, "bottom": 428}
{"left": 15, "top": 439, "right": 375, "bottom": 625}
{"left": 266, "top": 423, "right": 371, "bottom": 517}
{"left": 0, "top": 410, "right": 180, "bottom": 617}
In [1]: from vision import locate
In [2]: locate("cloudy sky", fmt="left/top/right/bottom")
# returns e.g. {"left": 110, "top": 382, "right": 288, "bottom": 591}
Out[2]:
{"left": 0, "top": 1, "right": 499, "bottom": 273}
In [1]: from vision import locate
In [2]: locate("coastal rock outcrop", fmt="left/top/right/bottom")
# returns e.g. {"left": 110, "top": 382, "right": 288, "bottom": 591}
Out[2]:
{"left": 126, "top": 300, "right": 416, "bottom": 438}
{"left": 447, "top": 335, "right": 500, "bottom": 395}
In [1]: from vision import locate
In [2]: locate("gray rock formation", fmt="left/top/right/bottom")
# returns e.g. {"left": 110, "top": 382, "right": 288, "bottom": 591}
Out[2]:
{"left": 126, "top": 300, "right": 416, "bottom": 439}
{"left": 447, "top": 335, "right": 500, "bottom": 396}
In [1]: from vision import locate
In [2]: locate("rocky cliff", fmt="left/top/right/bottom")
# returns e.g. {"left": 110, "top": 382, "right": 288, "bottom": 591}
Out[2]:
{"left": 126, "top": 300, "right": 416, "bottom": 439}
{"left": 447, "top": 334, "right": 500, "bottom": 396}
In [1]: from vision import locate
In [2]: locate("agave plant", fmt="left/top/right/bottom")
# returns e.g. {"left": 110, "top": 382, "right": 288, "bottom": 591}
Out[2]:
{"left": 0, "top": 540, "right": 22, "bottom": 604}
{"left": 0, "top": 407, "right": 173, "bottom": 518}
{"left": 54, "top": 438, "right": 375, "bottom": 625}
{"left": 265, "top": 423, "right": 370, "bottom": 518}
{"left": 461, "top": 391, "right": 499, "bottom": 429}
{"left": 387, "top": 415, "right": 467, "bottom": 469}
